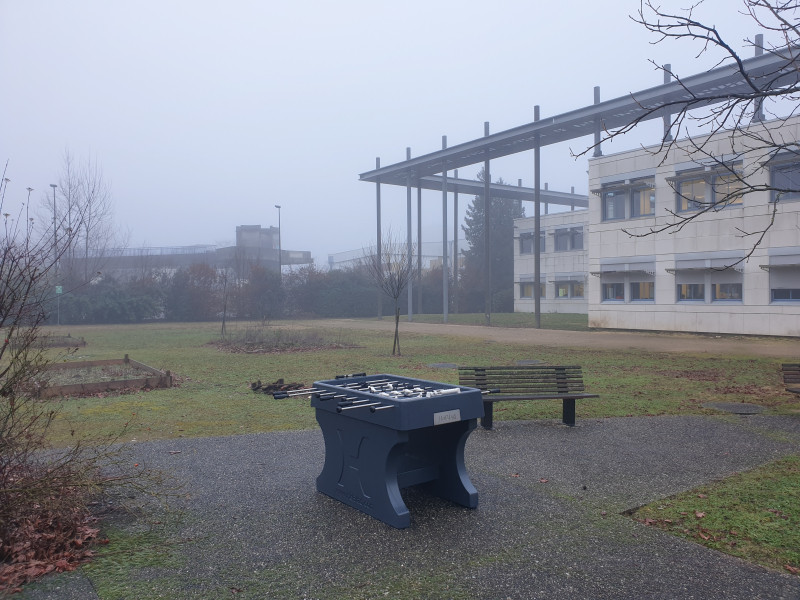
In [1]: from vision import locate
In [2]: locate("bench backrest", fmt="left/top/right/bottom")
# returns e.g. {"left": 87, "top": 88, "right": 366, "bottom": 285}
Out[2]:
{"left": 458, "top": 365, "right": 588, "bottom": 396}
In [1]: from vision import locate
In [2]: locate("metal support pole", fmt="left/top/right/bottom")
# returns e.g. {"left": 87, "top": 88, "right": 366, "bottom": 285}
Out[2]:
{"left": 406, "top": 147, "right": 413, "bottom": 322}
{"left": 662, "top": 64, "right": 674, "bottom": 140}
{"left": 417, "top": 185, "right": 422, "bottom": 314}
{"left": 752, "top": 35, "right": 765, "bottom": 123}
{"left": 275, "top": 204, "right": 282, "bottom": 279}
{"left": 376, "top": 157, "right": 382, "bottom": 319}
{"left": 593, "top": 87, "right": 602, "bottom": 158}
{"left": 483, "top": 122, "right": 491, "bottom": 326}
{"left": 442, "top": 135, "right": 449, "bottom": 323}
{"left": 452, "top": 168, "right": 459, "bottom": 314}
{"left": 534, "top": 106, "right": 542, "bottom": 329}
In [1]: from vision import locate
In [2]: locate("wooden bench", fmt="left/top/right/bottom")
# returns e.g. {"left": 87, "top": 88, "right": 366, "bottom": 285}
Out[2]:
{"left": 458, "top": 365, "right": 598, "bottom": 429}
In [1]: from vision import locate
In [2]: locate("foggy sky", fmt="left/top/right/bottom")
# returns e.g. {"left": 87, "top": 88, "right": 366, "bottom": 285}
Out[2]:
{"left": 1, "top": 1, "right": 758, "bottom": 265}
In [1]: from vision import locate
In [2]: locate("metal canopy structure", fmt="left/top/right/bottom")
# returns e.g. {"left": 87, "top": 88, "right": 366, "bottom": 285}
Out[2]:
{"left": 360, "top": 41, "right": 800, "bottom": 326}
{"left": 360, "top": 45, "right": 800, "bottom": 185}
{"left": 418, "top": 175, "right": 587, "bottom": 208}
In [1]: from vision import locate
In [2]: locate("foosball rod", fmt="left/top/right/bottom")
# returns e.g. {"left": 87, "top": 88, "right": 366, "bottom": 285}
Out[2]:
{"left": 337, "top": 402, "right": 382, "bottom": 412}
{"left": 272, "top": 387, "right": 323, "bottom": 399}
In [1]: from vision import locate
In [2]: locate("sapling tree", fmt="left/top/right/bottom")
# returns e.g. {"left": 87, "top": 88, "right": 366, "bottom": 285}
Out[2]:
{"left": 363, "top": 232, "right": 416, "bottom": 356}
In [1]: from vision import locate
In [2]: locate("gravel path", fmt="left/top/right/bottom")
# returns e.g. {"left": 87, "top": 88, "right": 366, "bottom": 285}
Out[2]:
{"left": 21, "top": 414, "right": 800, "bottom": 599}
{"left": 307, "top": 318, "right": 800, "bottom": 358}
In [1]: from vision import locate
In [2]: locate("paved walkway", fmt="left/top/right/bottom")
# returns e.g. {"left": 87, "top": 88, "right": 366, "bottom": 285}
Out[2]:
{"left": 22, "top": 414, "right": 800, "bottom": 599}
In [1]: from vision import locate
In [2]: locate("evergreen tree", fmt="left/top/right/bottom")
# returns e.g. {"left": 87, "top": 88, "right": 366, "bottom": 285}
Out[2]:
{"left": 461, "top": 168, "right": 525, "bottom": 312}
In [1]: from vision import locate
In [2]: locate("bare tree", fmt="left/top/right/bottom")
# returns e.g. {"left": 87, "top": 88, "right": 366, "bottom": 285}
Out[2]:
{"left": 78, "top": 155, "right": 116, "bottom": 282}
{"left": 363, "top": 231, "right": 416, "bottom": 356}
{"left": 0, "top": 170, "right": 163, "bottom": 590}
{"left": 576, "top": 0, "right": 800, "bottom": 260}
{"left": 42, "top": 150, "right": 123, "bottom": 289}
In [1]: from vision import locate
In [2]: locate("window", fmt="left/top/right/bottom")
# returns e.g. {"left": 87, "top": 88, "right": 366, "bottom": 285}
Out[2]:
{"left": 571, "top": 227, "right": 584, "bottom": 250}
{"left": 772, "top": 162, "right": 800, "bottom": 201}
{"left": 630, "top": 281, "right": 654, "bottom": 301}
{"left": 556, "top": 281, "right": 585, "bottom": 299}
{"left": 519, "top": 232, "right": 545, "bottom": 254}
{"left": 769, "top": 265, "right": 800, "bottom": 302}
{"left": 773, "top": 288, "right": 800, "bottom": 301}
{"left": 712, "top": 173, "right": 744, "bottom": 208}
{"left": 712, "top": 283, "right": 742, "bottom": 301}
{"left": 520, "top": 283, "right": 545, "bottom": 298}
{"left": 602, "top": 190, "right": 626, "bottom": 220}
{"left": 554, "top": 229, "right": 570, "bottom": 252}
{"left": 553, "top": 227, "right": 583, "bottom": 252}
{"left": 678, "top": 283, "right": 705, "bottom": 301}
{"left": 677, "top": 178, "right": 705, "bottom": 212}
{"left": 520, "top": 234, "right": 534, "bottom": 254}
{"left": 602, "top": 282, "right": 625, "bottom": 301}
{"left": 631, "top": 185, "right": 655, "bottom": 217}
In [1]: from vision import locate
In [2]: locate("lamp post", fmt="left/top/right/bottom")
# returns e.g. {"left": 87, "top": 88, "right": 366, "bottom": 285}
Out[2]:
{"left": 274, "top": 204, "right": 282, "bottom": 277}
{"left": 49, "top": 184, "right": 60, "bottom": 325}
{"left": 49, "top": 184, "right": 57, "bottom": 273}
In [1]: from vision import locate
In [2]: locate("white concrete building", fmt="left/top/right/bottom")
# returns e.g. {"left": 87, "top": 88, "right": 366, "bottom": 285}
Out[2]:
{"left": 586, "top": 117, "right": 800, "bottom": 336}
{"left": 514, "top": 209, "right": 589, "bottom": 314}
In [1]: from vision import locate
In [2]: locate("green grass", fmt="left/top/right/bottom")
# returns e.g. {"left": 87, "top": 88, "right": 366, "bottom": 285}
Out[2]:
{"left": 40, "top": 320, "right": 795, "bottom": 446}
{"left": 632, "top": 456, "right": 800, "bottom": 575}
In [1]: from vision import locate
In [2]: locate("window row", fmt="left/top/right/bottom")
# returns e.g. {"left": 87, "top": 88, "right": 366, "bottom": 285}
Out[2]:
{"left": 601, "top": 281, "right": 744, "bottom": 303}
{"left": 600, "top": 170, "right": 749, "bottom": 222}
{"left": 519, "top": 227, "right": 583, "bottom": 254}
{"left": 519, "top": 281, "right": 584, "bottom": 299}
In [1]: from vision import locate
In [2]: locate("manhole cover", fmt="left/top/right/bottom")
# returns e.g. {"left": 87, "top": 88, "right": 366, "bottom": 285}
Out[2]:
{"left": 516, "top": 359, "right": 543, "bottom": 366}
{"left": 703, "top": 402, "right": 765, "bottom": 415}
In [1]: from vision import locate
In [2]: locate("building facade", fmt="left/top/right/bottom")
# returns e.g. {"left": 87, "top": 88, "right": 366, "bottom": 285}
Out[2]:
{"left": 587, "top": 117, "right": 800, "bottom": 336}
{"left": 514, "top": 209, "right": 589, "bottom": 314}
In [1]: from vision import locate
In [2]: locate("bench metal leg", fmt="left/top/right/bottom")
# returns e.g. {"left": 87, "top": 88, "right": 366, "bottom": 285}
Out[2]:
{"left": 481, "top": 401, "right": 493, "bottom": 430}
{"left": 562, "top": 398, "right": 576, "bottom": 426}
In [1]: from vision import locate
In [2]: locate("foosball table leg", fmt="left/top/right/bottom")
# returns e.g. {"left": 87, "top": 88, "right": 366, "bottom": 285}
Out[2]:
{"left": 420, "top": 419, "right": 479, "bottom": 508}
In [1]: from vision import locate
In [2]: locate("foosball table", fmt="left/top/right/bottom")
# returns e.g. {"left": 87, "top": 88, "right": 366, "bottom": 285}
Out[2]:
{"left": 277, "top": 373, "right": 484, "bottom": 528}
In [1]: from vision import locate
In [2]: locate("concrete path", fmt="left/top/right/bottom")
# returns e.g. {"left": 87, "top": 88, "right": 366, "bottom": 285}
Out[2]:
{"left": 22, "top": 414, "right": 800, "bottom": 599}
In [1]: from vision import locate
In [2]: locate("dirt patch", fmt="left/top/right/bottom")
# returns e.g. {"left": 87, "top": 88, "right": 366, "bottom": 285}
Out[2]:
{"left": 215, "top": 341, "right": 357, "bottom": 354}
{"left": 656, "top": 369, "right": 724, "bottom": 382}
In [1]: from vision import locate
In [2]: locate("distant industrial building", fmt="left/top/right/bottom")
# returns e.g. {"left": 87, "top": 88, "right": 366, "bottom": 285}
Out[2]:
{"left": 89, "top": 224, "right": 312, "bottom": 279}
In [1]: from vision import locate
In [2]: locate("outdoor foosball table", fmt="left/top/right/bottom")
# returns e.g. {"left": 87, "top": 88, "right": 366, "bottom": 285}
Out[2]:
{"left": 301, "top": 373, "right": 484, "bottom": 528}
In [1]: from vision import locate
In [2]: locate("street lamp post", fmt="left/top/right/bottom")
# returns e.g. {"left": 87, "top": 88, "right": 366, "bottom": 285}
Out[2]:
{"left": 274, "top": 204, "right": 282, "bottom": 277}
{"left": 49, "top": 184, "right": 57, "bottom": 268}
{"left": 49, "top": 184, "right": 60, "bottom": 325}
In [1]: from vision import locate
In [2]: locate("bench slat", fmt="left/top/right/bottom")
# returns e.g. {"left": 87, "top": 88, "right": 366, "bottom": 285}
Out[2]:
{"left": 458, "top": 365, "right": 597, "bottom": 428}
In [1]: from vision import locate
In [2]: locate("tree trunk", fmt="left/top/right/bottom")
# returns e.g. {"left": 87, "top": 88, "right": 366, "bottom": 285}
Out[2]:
{"left": 393, "top": 304, "right": 401, "bottom": 355}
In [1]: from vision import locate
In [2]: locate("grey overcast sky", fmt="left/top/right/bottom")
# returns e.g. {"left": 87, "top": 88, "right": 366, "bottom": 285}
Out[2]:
{"left": 1, "top": 1, "right": 759, "bottom": 265}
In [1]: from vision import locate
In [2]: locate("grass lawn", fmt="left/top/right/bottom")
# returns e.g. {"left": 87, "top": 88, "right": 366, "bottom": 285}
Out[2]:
{"left": 40, "top": 318, "right": 795, "bottom": 445}
{"left": 30, "top": 318, "right": 800, "bottom": 585}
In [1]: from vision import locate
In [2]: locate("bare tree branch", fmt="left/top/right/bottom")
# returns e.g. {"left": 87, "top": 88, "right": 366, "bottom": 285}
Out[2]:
{"left": 577, "top": 0, "right": 800, "bottom": 259}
